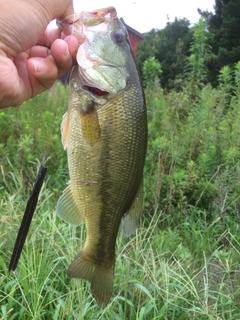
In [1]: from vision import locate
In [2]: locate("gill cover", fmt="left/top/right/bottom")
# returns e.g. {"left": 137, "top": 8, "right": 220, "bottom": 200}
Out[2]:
{"left": 57, "top": 7, "right": 130, "bottom": 94}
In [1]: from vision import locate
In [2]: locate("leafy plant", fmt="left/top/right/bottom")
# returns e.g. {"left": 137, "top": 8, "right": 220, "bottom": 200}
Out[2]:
{"left": 142, "top": 56, "right": 162, "bottom": 88}
{"left": 1, "top": 69, "right": 240, "bottom": 318}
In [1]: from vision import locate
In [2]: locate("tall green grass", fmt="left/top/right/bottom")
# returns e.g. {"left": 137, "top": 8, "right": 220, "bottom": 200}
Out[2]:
{"left": 1, "top": 75, "right": 240, "bottom": 319}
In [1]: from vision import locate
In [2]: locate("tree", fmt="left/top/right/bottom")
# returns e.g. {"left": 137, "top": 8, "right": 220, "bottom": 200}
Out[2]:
{"left": 199, "top": 0, "right": 240, "bottom": 86}
{"left": 136, "top": 18, "right": 192, "bottom": 90}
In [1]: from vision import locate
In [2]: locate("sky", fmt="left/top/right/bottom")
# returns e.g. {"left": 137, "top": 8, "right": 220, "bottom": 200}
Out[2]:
{"left": 71, "top": 0, "right": 216, "bottom": 33}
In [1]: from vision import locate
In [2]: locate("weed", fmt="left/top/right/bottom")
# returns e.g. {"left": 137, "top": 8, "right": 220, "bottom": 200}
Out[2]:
{"left": 1, "top": 74, "right": 240, "bottom": 318}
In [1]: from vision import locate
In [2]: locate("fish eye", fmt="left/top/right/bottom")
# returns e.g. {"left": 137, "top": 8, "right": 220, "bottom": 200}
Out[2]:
{"left": 113, "top": 31, "right": 125, "bottom": 43}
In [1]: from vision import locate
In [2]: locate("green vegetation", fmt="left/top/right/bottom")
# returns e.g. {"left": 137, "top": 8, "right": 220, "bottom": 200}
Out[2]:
{"left": 136, "top": 0, "right": 240, "bottom": 89}
{"left": 199, "top": 0, "right": 240, "bottom": 87}
{"left": 136, "top": 17, "right": 191, "bottom": 90}
{"left": 1, "top": 67, "right": 240, "bottom": 318}
{"left": 1, "top": 14, "right": 240, "bottom": 317}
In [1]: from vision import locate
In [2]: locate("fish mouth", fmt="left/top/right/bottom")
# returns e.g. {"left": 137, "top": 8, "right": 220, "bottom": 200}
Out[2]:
{"left": 83, "top": 85, "right": 109, "bottom": 97}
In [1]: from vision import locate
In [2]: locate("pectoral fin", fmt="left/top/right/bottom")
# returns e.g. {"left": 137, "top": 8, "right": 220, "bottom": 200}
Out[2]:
{"left": 56, "top": 185, "right": 82, "bottom": 225}
{"left": 61, "top": 111, "right": 70, "bottom": 150}
{"left": 80, "top": 101, "right": 101, "bottom": 146}
{"left": 122, "top": 179, "right": 143, "bottom": 237}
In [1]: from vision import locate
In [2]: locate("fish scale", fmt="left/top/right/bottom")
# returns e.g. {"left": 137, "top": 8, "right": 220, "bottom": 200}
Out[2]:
{"left": 56, "top": 7, "right": 147, "bottom": 306}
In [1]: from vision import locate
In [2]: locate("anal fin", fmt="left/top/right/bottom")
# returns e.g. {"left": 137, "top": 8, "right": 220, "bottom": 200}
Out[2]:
{"left": 122, "top": 179, "right": 143, "bottom": 237}
{"left": 56, "top": 185, "right": 82, "bottom": 225}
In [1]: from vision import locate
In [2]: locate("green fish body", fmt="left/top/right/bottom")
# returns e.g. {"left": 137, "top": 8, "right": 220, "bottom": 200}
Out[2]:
{"left": 56, "top": 7, "right": 147, "bottom": 306}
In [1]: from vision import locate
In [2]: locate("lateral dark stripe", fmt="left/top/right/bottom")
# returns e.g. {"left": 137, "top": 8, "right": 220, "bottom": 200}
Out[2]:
{"left": 8, "top": 165, "right": 48, "bottom": 271}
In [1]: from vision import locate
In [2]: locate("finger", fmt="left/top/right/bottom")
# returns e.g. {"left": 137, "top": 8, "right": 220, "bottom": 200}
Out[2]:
{"left": 27, "top": 57, "right": 59, "bottom": 95}
{"left": 28, "top": 38, "right": 77, "bottom": 78}
{"left": 29, "top": 36, "right": 78, "bottom": 60}
{"left": 27, "top": 37, "right": 78, "bottom": 98}
{"left": 27, "top": 46, "right": 51, "bottom": 58}
{"left": 28, "top": 56, "right": 58, "bottom": 79}
{"left": 63, "top": 35, "right": 80, "bottom": 55}
{"left": 51, "top": 36, "right": 78, "bottom": 68}
{"left": 36, "top": 27, "right": 81, "bottom": 49}
{"left": 36, "top": 28, "right": 62, "bottom": 48}
{"left": 48, "top": 0, "right": 75, "bottom": 20}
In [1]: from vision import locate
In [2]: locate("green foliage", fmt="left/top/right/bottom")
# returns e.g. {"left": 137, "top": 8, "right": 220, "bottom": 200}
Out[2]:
{"left": 199, "top": 0, "right": 240, "bottom": 86}
{"left": 136, "top": 18, "right": 192, "bottom": 89}
{"left": 234, "top": 61, "right": 240, "bottom": 93}
{"left": 142, "top": 57, "right": 162, "bottom": 88}
{"left": 1, "top": 75, "right": 240, "bottom": 318}
{"left": 144, "top": 60, "right": 240, "bottom": 218}
{"left": 137, "top": 1, "right": 240, "bottom": 89}
{"left": 0, "top": 83, "right": 69, "bottom": 195}
{"left": 186, "top": 17, "right": 210, "bottom": 94}
{"left": 217, "top": 65, "right": 235, "bottom": 108}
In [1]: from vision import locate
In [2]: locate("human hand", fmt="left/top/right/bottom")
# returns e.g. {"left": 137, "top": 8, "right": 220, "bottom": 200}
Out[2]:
{"left": 0, "top": 0, "right": 79, "bottom": 108}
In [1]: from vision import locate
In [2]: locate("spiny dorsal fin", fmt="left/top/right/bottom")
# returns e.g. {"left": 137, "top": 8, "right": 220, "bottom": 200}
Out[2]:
{"left": 56, "top": 185, "right": 82, "bottom": 225}
{"left": 122, "top": 179, "right": 143, "bottom": 237}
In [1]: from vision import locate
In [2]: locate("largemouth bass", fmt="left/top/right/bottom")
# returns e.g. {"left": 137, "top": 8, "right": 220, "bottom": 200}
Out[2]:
{"left": 56, "top": 7, "right": 147, "bottom": 306}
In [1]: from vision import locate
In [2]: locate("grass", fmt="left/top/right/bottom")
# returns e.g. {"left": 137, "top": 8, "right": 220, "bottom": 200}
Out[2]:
{"left": 0, "top": 168, "right": 240, "bottom": 319}
{"left": 0, "top": 79, "right": 240, "bottom": 318}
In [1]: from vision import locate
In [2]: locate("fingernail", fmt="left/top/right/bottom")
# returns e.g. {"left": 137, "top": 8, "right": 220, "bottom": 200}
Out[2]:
{"left": 32, "top": 59, "right": 45, "bottom": 73}
{"left": 64, "top": 44, "right": 70, "bottom": 58}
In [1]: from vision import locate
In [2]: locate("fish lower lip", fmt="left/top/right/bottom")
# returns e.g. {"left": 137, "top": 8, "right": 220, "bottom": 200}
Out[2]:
{"left": 83, "top": 85, "right": 109, "bottom": 96}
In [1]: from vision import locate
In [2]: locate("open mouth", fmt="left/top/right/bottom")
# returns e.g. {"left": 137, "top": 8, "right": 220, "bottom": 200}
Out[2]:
{"left": 83, "top": 85, "right": 109, "bottom": 96}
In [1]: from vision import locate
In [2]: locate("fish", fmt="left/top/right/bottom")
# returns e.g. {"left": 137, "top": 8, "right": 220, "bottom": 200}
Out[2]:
{"left": 56, "top": 7, "right": 148, "bottom": 306}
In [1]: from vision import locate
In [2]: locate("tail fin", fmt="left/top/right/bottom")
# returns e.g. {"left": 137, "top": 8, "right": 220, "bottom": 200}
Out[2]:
{"left": 67, "top": 250, "right": 115, "bottom": 307}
